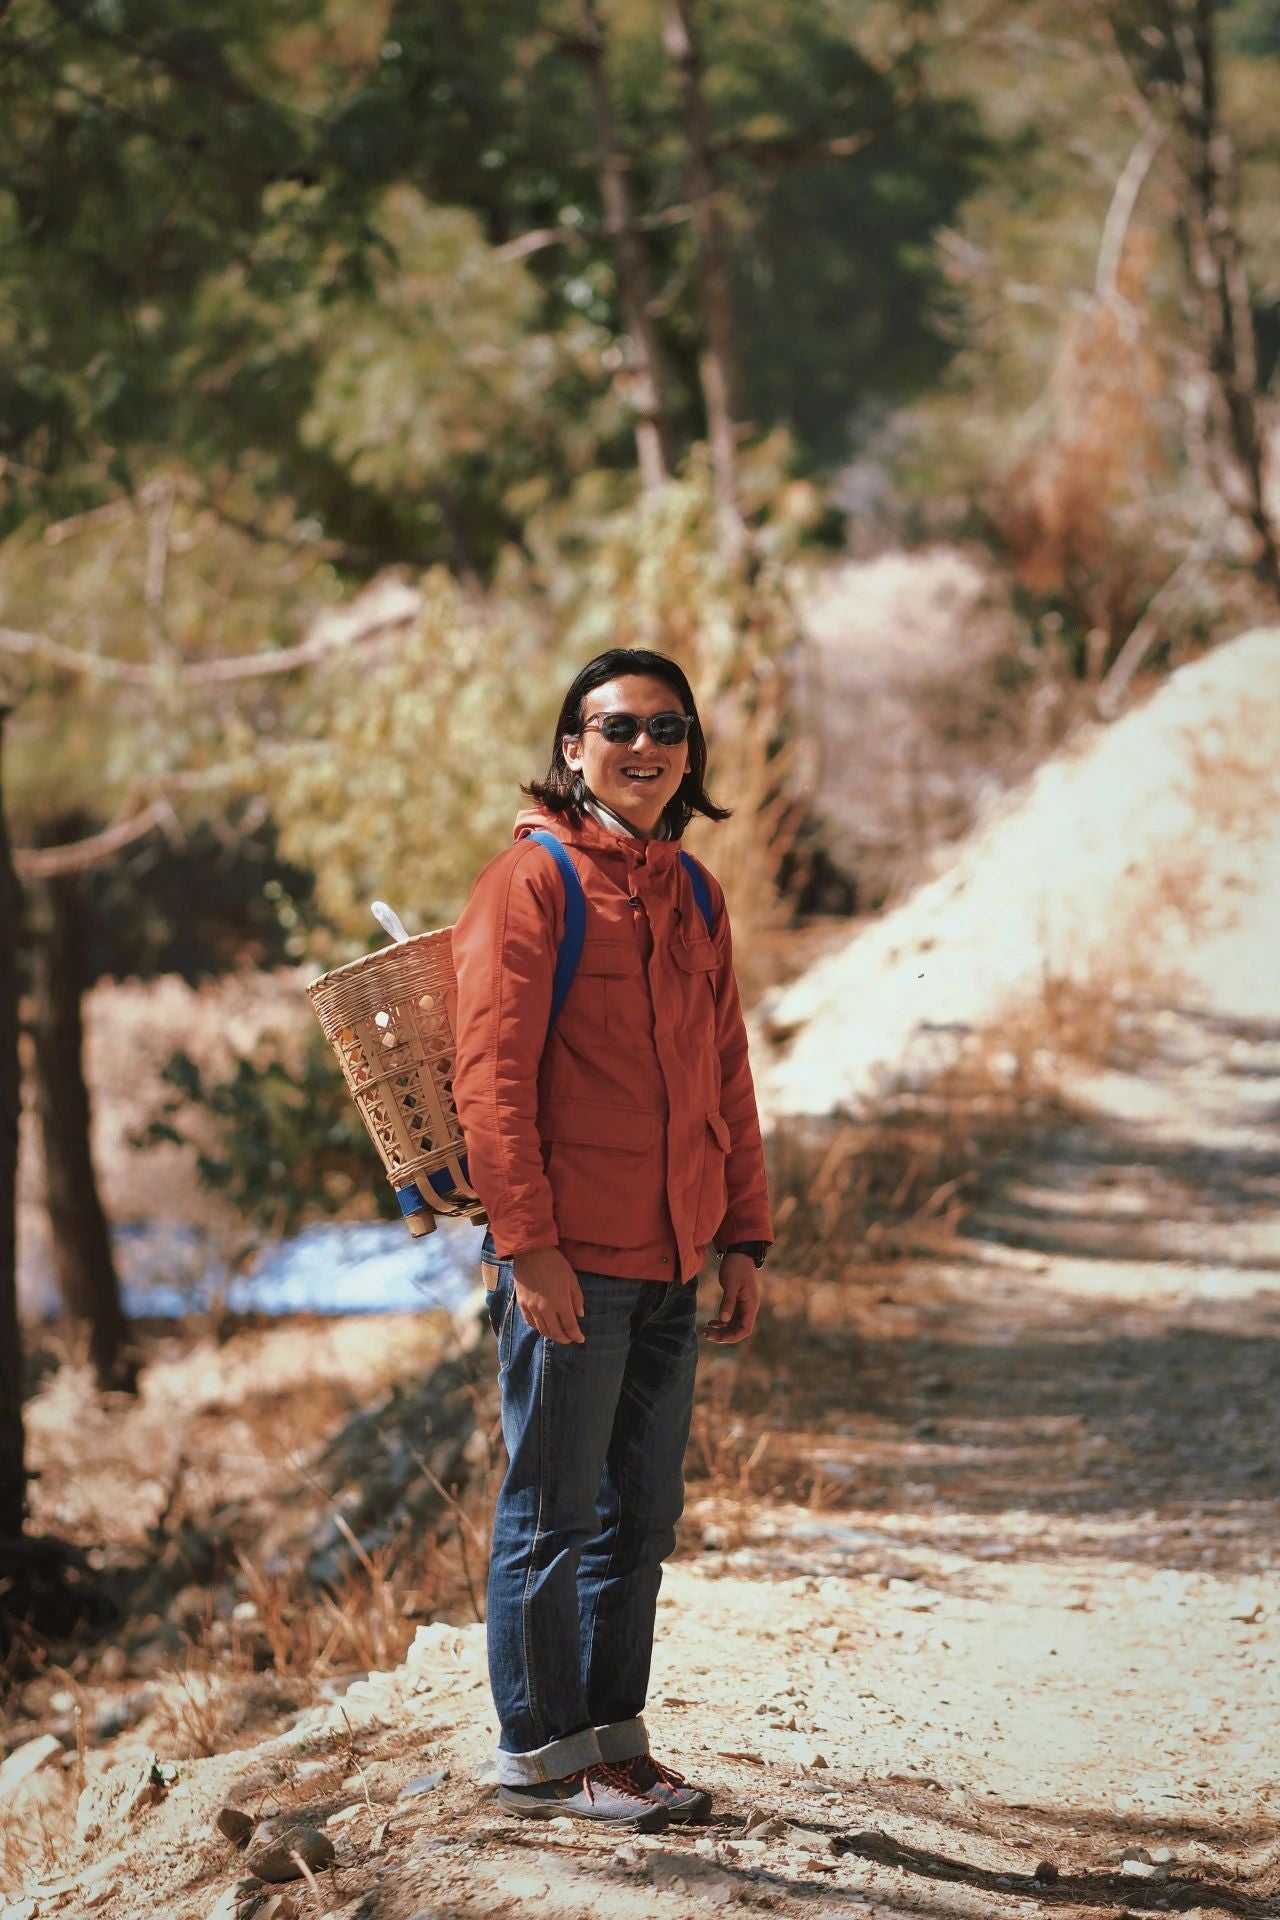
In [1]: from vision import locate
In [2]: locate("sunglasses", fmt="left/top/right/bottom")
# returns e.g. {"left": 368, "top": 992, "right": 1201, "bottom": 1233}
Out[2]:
{"left": 578, "top": 709, "right": 694, "bottom": 747}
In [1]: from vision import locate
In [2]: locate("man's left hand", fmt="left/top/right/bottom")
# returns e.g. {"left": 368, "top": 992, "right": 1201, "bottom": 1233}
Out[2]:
{"left": 704, "top": 1252, "right": 762, "bottom": 1344}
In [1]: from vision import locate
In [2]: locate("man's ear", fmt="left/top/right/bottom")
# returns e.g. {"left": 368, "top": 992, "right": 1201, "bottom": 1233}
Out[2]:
{"left": 562, "top": 733, "right": 584, "bottom": 771}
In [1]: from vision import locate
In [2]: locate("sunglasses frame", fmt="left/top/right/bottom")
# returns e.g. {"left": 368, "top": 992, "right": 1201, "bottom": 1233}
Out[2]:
{"left": 576, "top": 709, "right": 694, "bottom": 747}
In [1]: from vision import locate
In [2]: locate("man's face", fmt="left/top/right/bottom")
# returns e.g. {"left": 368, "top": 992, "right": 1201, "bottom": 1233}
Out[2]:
{"left": 562, "top": 673, "right": 691, "bottom": 833}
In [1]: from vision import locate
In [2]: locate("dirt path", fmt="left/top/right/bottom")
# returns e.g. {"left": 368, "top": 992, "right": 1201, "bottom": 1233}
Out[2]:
{"left": 12, "top": 858, "right": 1279, "bottom": 1920}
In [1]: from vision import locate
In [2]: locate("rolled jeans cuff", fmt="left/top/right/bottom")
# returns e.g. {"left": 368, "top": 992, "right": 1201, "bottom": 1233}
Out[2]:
{"left": 494, "top": 1724, "right": 603, "bottom": 1786}
{"left": 594, "top": 1715, "right": 649, "bottom": 1765}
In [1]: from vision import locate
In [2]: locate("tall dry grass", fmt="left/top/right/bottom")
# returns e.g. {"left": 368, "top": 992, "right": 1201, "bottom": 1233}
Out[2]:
{"left": 767, "top": 964, "right": 1160, "bottom": 1281}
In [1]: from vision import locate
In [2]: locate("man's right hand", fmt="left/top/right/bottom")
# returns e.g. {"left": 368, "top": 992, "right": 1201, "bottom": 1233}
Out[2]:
{"left": 512, "top": 1247, "right": 585, "bottom": 1344}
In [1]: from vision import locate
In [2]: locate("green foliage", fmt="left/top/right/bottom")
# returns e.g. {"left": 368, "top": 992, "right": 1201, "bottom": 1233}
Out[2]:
{"left": 138, "top": 1039, "right": 395, "bottom": 1238}
{"left": 702, "top": 5, "right": 990, "bottom": 466}
{"left": 0, "top": 0, "right": 990, "bottom": 553}
{"left": 369, "top": 0, "right": 989, "bottom": 472}
{"left": 0, "top": 474, "right": 331, "bottom": 830}
{"left": 1225, "top": 0, "right": 1280, "bottom": 57}
{"left": 518, "top": 434, "right": 814, "bottom": 685}
{"left": 0, "top": 0, "right": 309, "bottom": 527}
{"left": 264, "top": 567, "right": 567, "bottom": 945}
{"left": 299, "top": 189, "right": 617, "bottom": 517}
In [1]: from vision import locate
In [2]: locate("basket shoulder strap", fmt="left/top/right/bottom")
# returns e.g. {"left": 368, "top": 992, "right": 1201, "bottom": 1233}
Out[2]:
{"left": 678, "top": 850, "right": 716, "bottom": 935}
{"left": 527, "top": 829, "right": 587, "bottom": 1028}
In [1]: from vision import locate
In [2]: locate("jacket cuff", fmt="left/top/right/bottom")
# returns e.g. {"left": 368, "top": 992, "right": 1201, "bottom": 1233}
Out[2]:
{"left": 714, "top": 1217, "right": 774, "bottom": 1250}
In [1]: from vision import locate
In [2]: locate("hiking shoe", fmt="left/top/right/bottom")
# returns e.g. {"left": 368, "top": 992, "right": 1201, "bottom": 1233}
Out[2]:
{"left": 497, "top": 1762, "right": 670, "bottom": 1830}
{"left": 615, "top": 1752, "right": 713, "bottom": 1822}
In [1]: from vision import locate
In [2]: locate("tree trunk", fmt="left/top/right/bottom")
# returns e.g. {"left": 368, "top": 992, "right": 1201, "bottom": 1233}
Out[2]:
{"left": 664, "top": 0, "right": 748, "bottom": 561}
{"left": 28, "top": 845, "right": 136, "bottom": 1393}
{"left": 1172, "top": 0, "right": 1280, "bottom": 595}
{"left": 572, "top": 0, "right": 677, "bottom": 489}
{"left": 0, "top": 711, "right": 27, "bottom": 1536}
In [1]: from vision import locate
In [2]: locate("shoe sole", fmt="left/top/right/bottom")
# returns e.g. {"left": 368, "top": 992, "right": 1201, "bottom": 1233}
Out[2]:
{"left": 496, "top": 1789, "right": 668, "bottom": 1831}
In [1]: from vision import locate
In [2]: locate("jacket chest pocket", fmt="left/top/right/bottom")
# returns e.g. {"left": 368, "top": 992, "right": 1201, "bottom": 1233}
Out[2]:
{"left": 672, "top": 935, "right": 717, "bottom": 1039}
{"left": 567, "top": 939, "right": 643, "bottom": 1035}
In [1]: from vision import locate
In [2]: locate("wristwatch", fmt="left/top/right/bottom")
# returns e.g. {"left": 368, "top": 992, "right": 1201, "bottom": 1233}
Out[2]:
{"left": 721, "top": 1240, "right": 769, "bottom": 1269}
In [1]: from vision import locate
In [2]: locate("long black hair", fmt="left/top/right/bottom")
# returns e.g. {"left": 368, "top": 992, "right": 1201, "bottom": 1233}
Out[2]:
{"left": 524, "top": 647, "right": 730, "bottom": 838}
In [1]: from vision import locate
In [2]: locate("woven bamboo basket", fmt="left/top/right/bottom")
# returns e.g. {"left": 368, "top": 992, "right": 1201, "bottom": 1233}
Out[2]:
{"left": 306, "top": 930, "right": 486, "bottom": 1237}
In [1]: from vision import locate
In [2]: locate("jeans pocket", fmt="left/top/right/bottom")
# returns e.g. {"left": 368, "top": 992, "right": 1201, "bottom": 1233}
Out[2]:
{"left": 496, "top": 1283, "right": 518, "bottom": 1372}
{"left": 485, "top": 1271, "right": 519, "bottom": 1369}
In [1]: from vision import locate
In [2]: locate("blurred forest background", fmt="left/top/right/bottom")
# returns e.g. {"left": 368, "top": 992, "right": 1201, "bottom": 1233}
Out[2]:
{"left": 1, "top": 0, "right": 1279, "bottom": 1656}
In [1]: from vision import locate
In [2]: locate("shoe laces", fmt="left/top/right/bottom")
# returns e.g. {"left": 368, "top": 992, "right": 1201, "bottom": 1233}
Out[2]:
{"left": 582, "top": 1761, "right": 651, "bottom": 1804}
{"left": 639, "top": 1754, "right": 691, "bottom": 1791}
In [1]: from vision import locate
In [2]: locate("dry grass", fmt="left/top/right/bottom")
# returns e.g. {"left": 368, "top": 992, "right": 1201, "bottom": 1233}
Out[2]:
{"left": 767, "top": 963, "right": 1164, "bottom": 1280}
{"left": 688, "top": 1363, "right": 775, "bottom": 1498}
{"left": 685, "top": 656, "right": 812, "bottom": 1001}
{"left": 11, "top": 1314, "right": 494, "bottom": 1734}
{"left": 150, "top": 1667, "right": 231, "bottom": 1761}
{"left": 0, "top": 1788, "right": 75, "bottom": 1897}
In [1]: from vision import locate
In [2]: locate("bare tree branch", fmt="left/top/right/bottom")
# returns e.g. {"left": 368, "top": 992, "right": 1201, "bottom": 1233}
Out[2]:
{"left": 1096, "top": 519, "right": 1222, "bottom": 718}
{"left": 494, "top": 225, "right": 587, "bottom": 263}
{"left": 0, "top": 576, "right": 423, "bottom": 690}
{"left": 11, "top": 762, "right": 255, "bottom": 878}
{"left": 716, "top": 84, "right": 923, "bottom": 172}
{"left": 41, "top": 496, "right": 138, "bottom": 548}
{"left": 143, "top": 475, "right": 175, "bottom": 637}
{"left": 1094, "top": 128, "right": 1164, "bottom": 310}
{"left": 13, "top": 800, "right": 179, "bottom": 879}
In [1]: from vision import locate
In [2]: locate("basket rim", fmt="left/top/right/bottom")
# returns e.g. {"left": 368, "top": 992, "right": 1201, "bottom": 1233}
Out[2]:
{"left": 306, "top": 926, "right": 450, "bottom": 997}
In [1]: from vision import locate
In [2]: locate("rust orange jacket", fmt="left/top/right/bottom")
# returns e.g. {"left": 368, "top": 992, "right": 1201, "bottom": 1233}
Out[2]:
{"left": 450, "top": 807, "right": 773, "bottom": 1284}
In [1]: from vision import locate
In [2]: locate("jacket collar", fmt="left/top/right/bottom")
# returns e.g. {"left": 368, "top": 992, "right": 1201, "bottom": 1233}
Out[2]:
{"left": 512, "top": 803, "right": 681, "bottom": 868}
{"left": 581, "top": 791, "right": 673, "bottom": 842}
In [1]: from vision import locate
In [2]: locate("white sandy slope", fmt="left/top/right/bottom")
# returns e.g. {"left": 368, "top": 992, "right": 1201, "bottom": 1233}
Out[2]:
{"left": 761, "top": 627, "right": 1280, "bottom": 1121}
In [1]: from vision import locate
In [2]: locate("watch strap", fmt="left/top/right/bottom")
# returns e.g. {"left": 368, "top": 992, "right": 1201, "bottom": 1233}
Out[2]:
{"left": 721, "top": 1239, "right": 768, "bottom": 1269}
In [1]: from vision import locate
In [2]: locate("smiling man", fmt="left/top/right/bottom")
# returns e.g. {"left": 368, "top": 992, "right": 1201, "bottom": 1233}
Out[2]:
{"left": 451, "top": 646, "right": 773, "bottom": 1831}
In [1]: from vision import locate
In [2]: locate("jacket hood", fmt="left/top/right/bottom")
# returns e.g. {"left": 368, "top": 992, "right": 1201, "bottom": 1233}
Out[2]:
{"left": 512, "top": 803, "right": 683, "bottom": 860}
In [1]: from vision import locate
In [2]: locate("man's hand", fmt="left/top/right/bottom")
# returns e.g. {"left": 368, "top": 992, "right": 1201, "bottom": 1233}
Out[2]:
{"left": 513, "top": 1246, "right": 585, "bottom": 1344}
{"left": 704, "top": 1252, "right": 762, "bottom": 1344}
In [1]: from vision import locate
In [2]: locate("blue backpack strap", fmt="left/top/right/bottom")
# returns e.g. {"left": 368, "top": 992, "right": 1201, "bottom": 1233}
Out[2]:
{"left": 679, "top": 851, "right": 716, "bottom": 935}
{"left": 528, "top": 829, "right": 587, "bottom": 1028}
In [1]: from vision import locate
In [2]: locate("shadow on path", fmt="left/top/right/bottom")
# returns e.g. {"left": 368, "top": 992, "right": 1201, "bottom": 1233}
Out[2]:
{"left": 733, "top": 1000, "right": 1280, "bottom": 1573}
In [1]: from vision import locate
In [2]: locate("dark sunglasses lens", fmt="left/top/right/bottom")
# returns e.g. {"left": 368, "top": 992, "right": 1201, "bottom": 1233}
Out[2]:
{"left": 594, "top": 711, "right": 692, "bottom": 745}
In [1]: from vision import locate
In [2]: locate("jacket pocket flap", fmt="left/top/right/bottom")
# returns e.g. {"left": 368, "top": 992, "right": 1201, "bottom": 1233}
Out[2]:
{"left": 707, "top": 1110, "right": 731, "bottom": 1151}
{"left": 575, "top": 940, "right": 640, "bottom": 977}
{"left": 542, "top": 1099, "right": 655, "bottom": 1150}
{"left": 673, "top": 938, "right": 717, "bottom": 973}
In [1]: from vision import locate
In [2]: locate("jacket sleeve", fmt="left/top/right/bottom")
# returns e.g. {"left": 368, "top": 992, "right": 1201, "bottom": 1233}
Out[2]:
{"left": 707, "top": 883, "right": 774, "bottom": 1249}
{"left": 451, "top": 841, "right": 564, "bottom": 1257}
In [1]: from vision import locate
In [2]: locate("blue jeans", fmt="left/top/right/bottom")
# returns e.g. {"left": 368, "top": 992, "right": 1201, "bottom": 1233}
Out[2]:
{"left": 482, "top": 1237, "right": 700, "bottom": 1786}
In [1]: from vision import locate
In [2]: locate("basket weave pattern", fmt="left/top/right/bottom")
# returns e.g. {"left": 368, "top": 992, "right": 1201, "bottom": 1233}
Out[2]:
{"left": 307, "top": 931, "right": 479, "bottom": 1215}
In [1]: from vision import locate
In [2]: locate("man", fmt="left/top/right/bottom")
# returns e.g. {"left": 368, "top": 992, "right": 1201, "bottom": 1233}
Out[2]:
{"left": 452, "top": 648, "right": 772, "bottom": 1828}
